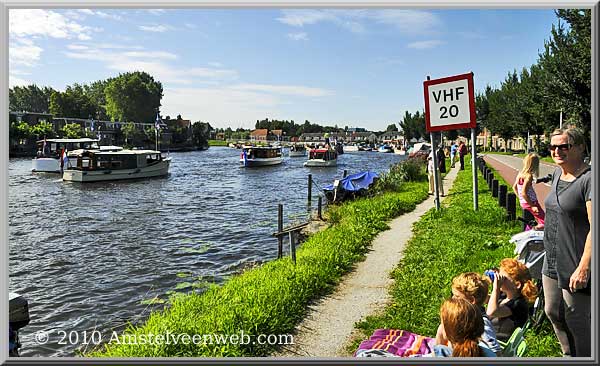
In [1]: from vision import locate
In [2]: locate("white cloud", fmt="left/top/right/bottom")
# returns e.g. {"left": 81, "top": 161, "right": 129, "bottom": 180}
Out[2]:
{"left": 10, "top": 9, "right": 93, "bottom": 40}
{"left": 208, "top": 62, "right": 223, "bottom": 68}
{"left": 231, "top": 83, "right": 333, "bottom": 97}
{"left": 162, "top": 86, "right": 283, "bottom": 128}
{"left": 407, "top": 40, "right": 445, "bottom": 49}
{"left": 95, "top": 11, "right": 123, "bottom": 21}
{"left": 287, "top": 32, "right": 308, "bottom": 41}
{"left": 276, "top": 9, "right": 440, "bottom": 35}
{"left": 147, "top": 9, "right": 166, "bottom": 15}
{"left": 139, "top": 25, "right": 171, "bottom": 33}
{"left": 123, "top": 51, "right": 177, "bottom": 60}
{"left": 10, "top": 39, "right": 43, "bottom": 67}
{"left": 9, "top": 75, "right": 31, "bottom": 88}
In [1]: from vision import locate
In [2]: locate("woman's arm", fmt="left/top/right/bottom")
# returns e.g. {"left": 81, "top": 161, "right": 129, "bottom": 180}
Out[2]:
{"left": 569, "top": 200, "right": 592, "bottom": 292}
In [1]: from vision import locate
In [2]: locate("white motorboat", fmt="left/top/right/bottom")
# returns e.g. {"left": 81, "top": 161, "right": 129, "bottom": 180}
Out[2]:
{"left": 343, "top": 144, "right": 359, "bottom": 152}
{"left": 377, "top": 145, "right": 394, "bottom": 153}
{"left": 289, "top": 144, "right": 307, "bottom": 157}
{"left": 32, "top": 138, "right": 100, "bottom": 173}
{"left": 63, "top": 149, "right": 170, "bottom": 182}
{"left": 304, "top": 148, "right": 338, "bottom": 167}
{"left": 240, "top": 146, "right": 283, "bottom": 167}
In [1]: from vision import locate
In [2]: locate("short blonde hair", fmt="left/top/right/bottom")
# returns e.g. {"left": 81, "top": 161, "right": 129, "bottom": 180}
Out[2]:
{"left": 451, "top": 272, "right": 491, "bottom": 306}
{"left": 551, "top": 127, "right": 586, "bottom": 148}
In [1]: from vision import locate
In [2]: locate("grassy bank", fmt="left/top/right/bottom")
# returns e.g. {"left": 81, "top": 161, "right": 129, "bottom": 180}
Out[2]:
{"left": 351, "top": 159, "right": 562, "bottom": 357}
{"left": 208, "top": 140, "right": 229, "bottom": 147}
{"left": 93, "top": 163, "right": 430, "bottom": 357}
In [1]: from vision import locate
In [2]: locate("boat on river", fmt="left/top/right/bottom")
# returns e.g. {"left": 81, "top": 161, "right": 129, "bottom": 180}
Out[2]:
{"left": 304, "top": 148, "right": 338, "bottom": 167}
{"left": 32, "top": 138, "right": 100, "bottom": 173}
{"left": 240, "top": 146, "right": 283, "bottom": 167}
{"left": 62, "top": 149, "right": 170, "bottom": 182}
{"left": 343, "top": 144, "right": 359, "bottom": 152}
{"left": 377, "top": 145, "right": 394, "bottom": 153}
{"left": 289, "top": 144, "right": 307, "bottom": 157}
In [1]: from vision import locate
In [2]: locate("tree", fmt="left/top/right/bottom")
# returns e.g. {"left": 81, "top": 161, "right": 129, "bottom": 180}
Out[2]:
{"left": 9, "top": 84, "right": 55, "bottom": 113}
{"left": 121, "top": 122, "right": 141, "bottom": 147}
{"left": 104, "top": 71, "right": 163, "bottom": 123}
{"left": 61, "top": 123, "right": 83, "bottom": 138}
{"left": 192, "top": 121, "right": 212, "bottom": 149}
{"left": 31, "top": 121, "right": 55, "bottom": 140}
{"left": 538, "top": 9, "right": 591, "bottom": 136}
{"left": 9, "top": 121, "right": 33, "bottom": 144}
{"left": 49, "top": 84, "right": 97, "bottom": 118}
{"left": 386, "top": 123, "right": 398, "bottom": 132}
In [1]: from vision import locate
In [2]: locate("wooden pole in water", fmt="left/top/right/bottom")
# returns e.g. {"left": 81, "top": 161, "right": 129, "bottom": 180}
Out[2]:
{"left": 343, "top": 170, "right": 348, "bottom": 178}
{"left": 308, "top": 174, "right": 312, "bottom": 203}
{"left": 277, "top": 204, "right": 283, "bottom": 259}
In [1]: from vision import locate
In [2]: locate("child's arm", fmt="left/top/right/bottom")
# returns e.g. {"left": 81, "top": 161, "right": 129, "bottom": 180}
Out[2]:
{"left": 486, "top": 275, "right": 513, "bottom": 319}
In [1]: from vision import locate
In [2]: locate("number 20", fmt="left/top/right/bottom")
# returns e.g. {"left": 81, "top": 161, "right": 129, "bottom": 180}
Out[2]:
{"left": 440, "top": 105, "right": 459, "bottom": 118}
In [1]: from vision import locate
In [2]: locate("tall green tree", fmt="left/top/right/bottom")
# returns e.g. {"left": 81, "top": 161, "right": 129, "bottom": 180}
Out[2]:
{"left": 49, "top": 84, "right": 97, "bottom": 118}
{"left": 538, "top": 9, "right": 591, "bottom": 135}
{"left": 104, "top": 72, "right": 163, "bottom": 123}
{"left": 192, "top": 121, "right": 212, "bottom": 149}
{"left": 31, "top": 121, "right": 55, "bottom": 140}
{"left": 61, "top": 123, "right": 84, "bottom": 138}
{"left": 9, "top": 85, "right": 55, "bottom": 113}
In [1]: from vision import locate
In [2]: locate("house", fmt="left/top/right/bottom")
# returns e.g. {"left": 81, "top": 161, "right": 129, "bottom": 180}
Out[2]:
{"left": 350, "top": 131, "right": 377, "bottom": 143}
{"left": 271, "top": 129, "right": 284, "bottom": 141}
{"left": 299, "top": 133, "right": 324, "bottom": 142}
{"left": 379, "top": 131, "right": 404, "bottom": 144}
{"left": 250, "top": 129, "right": 269, "bottom": 141}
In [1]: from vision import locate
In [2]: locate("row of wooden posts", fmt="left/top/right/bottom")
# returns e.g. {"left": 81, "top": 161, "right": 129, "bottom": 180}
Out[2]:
{"left": 273, "top": 170, "right": 349, "bottom": 263}
{"left": 477, "top": 157, "right": 533, "bottom": 228}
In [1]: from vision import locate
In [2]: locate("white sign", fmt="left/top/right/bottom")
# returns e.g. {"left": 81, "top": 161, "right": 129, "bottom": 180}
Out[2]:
{"left": 423, "top": 72, "right": 476, "bottom": 132}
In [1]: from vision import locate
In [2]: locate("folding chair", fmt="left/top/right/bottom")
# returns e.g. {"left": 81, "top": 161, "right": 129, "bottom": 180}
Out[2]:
{"left": 498, "top": 327, "right": 527, "bottom": 357}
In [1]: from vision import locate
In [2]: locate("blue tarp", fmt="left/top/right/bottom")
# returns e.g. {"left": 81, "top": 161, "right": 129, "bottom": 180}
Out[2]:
{"left": 323, "top": 171, "right": 379, "bottom": 192}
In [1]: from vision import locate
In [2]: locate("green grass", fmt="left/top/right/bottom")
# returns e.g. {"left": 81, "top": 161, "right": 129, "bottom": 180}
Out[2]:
{"left": 92, "top": 163, "right": 430, "bottom": 357}
{"left": 208, "top": 140, "right": 228, "bottom": 147}
{"left": 350, "top": 159, "right": 562, "bottom": 357}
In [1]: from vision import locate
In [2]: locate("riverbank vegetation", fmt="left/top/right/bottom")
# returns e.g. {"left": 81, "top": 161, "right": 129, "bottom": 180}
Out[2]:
{"left": 350, "top": 159, "right": 561, "bottom": 357}
{"left": 91, "top": 159, "right": 429, "bottom": 357}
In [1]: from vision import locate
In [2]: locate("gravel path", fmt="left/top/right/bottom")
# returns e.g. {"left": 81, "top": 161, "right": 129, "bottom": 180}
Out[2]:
{"left": 276, "top": 164, "right": 461, "bottom": 357}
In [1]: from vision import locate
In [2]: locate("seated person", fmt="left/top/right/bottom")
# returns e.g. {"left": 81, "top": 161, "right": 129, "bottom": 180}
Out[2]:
{"left": 436, "top": 272, "right": 502, "bottom": 355}
{"left": 433, "top": 298, "right": 496, "bottom": 357}
{"left": 486, "top": 258, "right": 538, "bottom": 341}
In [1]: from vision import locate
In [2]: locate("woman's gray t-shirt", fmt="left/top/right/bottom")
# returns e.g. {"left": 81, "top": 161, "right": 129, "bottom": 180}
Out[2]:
{"left": 542, "top": 167, "right": 592, "bottom": 290}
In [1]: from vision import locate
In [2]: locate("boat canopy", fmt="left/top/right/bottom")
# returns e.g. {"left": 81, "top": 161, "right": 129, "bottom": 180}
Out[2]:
{"left": 36, "top": 138, "right": 99, "bottom": 144}
{"left": 323, "top": 171, "right": 379, "bottom": 192}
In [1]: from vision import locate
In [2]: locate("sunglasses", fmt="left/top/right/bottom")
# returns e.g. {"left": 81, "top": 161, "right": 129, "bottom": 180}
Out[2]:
{"left": 549, "top": 143, "right": 572, "bottom": 151}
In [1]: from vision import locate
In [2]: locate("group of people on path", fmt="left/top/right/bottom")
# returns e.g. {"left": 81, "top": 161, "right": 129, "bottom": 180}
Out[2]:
{"left": 427, "top": 140, "right": 468, "bottom": 196}
{"left": 420, "top": 127, "right": 591, "bottom": 357}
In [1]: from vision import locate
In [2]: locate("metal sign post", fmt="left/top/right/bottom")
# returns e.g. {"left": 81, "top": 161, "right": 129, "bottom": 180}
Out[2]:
{"left": 423, "top": 72, "right": 478, "bottom": 210}
{"left": 471, "top": 127, "right": 479, "bottom": 210}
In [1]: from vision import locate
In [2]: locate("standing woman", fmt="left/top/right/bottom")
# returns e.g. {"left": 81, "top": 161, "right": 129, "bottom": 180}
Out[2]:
{"left": 542, "top": 127, "right": 592, "bottom": 357}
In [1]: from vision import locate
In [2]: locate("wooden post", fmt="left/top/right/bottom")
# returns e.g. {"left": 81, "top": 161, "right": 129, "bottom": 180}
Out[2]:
{"left": 277, "top": 204, "right": 283, "bottom": 259}
{"left": 492, "top": 179, "right": 499, "bottom": 197}
{"left": 506, "top": 192, "right": 517, "bottom": 221}
{"left": 289, "top": 231, "right": 296, "bottom": 264}
{"left": 307, "top": 174, "right": 312, "bottom": 203}
{"left": 487, "top": 172, "right": 494, "bottom": 189}
{"left": 343, "top": 170, "right": 348, "bottom": 178}
{"left": 318, "top": 197, "right": 323, "bottom": 220}
{"left": 498, "top": 185, "right": 507, "bottom": 208}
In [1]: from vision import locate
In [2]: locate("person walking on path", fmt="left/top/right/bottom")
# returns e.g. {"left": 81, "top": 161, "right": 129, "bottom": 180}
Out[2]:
{"left": 427, "top": 152, "right": 445, "bottom": 196}
{"left": 437, "top": 145, "right": 447, "bottom": 173}
{"left": 458, "top": 141, "right": 468, "bottom": 170}
{"left": 542, "top": 127, "right": 591, "bottom": 357}
{"left": 450, "top": 142, "right": 458, "bottom": 168}
{"left": 512, "top": 153, "right": 545, "bottom": 229}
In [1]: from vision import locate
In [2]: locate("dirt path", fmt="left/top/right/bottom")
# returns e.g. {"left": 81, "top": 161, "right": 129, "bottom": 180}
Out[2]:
{"left": 276, "top": 165, "right": 461, "bottom": 357}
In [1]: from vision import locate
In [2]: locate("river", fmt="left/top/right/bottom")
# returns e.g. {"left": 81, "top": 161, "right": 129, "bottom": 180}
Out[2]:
{"left": 8, "top": 147, "right": 406, "bottom": 357}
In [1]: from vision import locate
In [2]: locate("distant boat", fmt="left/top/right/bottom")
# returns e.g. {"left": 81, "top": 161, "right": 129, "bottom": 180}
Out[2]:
{"left": 240, "top": 146, "right": 283, "bottom": 167}
{"left": 377, "top": 145, "right": 394, "bottom": 153}
{"left": 304, "top": 148, "right": 338, "bottom": 167}
{"left": 63, "top": 149, "right": 170, "bottom": 182}
{"left": 32, "top": 138, "right": 100, "bottom": 173}
{"left": 394, "top": 147, "right": 407, "bottom": 155}
{"left": 343, "top": 144, "right": 359, "bottom": 152}
{"left": 289, "top": 144, "right": 307, "bottom": 157}
{"left": 408, "top": 142, "right": 432, "bottom": 160}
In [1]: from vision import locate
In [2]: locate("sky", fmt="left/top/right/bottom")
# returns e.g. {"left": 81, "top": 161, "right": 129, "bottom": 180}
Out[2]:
{"left": 9, "top": 8, "right": 560, "bottom": 131}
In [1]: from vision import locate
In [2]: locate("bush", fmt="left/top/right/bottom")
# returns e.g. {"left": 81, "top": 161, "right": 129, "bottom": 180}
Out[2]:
{"left": 374, "top": 158, "right": 427, "bottom": 193}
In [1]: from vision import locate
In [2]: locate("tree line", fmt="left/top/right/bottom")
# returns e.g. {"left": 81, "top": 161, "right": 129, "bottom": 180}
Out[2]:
{"left": 399, "top": 10, "right": 591, "bottom": 153}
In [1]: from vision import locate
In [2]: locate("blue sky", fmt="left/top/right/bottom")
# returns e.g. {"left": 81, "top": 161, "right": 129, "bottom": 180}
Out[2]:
{"left": 9, "top": 8, "right": 559, "bottom": 131}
